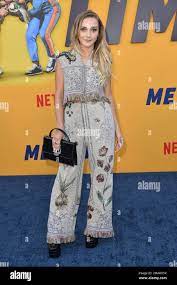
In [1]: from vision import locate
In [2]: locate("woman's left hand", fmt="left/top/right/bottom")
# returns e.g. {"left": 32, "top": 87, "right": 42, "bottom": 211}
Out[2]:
{"left": 115, "top": 131, "right": 124, "bottom": 152}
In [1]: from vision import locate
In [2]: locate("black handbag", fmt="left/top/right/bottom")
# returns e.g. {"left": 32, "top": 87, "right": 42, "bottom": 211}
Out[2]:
{"left": 42, "top": 128, "right": 78, "bottom": 166}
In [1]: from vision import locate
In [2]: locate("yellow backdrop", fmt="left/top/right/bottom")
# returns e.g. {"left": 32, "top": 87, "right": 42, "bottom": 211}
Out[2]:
{"left": 0, "top": 0, "right": 176, "bottom": 175}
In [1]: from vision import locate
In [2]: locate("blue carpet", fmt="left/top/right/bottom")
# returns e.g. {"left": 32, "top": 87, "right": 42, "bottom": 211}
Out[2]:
{"left": 0, "top": 172, "right": 177, "bottom": 267}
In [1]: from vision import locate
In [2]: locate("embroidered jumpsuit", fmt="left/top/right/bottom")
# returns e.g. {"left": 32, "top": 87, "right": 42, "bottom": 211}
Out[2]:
{"left": 47, "top": 50, "right": 116, "bottom": 244}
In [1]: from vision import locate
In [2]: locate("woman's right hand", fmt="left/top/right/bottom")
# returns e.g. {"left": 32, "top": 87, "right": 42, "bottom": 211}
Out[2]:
{"left": 51, "top": 129, "right": 64, "bottom": 153}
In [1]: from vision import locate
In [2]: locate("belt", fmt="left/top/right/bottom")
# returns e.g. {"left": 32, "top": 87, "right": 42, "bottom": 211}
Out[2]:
{"left": 64, "top": 93, "right": 111, "bottom": 106}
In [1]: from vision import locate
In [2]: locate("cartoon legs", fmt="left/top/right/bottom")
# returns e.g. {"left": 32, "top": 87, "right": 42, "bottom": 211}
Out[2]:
{"left": 25, "top": 7, "right": 60, "bottom": 75}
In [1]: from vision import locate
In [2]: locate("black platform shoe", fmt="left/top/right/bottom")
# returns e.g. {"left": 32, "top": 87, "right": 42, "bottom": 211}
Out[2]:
{"left": 48, "top": 243, "right": 61, "bottom": 258}
{"left": 85, "top": 236, "right": 98, "bottom": 248}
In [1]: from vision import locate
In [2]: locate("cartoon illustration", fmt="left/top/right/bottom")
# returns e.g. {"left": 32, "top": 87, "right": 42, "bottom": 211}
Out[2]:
{"left": 0, "top": 0, "right": 61, "bottom": 76}
{"left": 0, "top": 0, "right": 28, "bottom": 22}
{"left": 8, "top": 1, "right": 29, "bottom": 22}
{"left": 24, "top": 0, "right": 61, "bottom": 76}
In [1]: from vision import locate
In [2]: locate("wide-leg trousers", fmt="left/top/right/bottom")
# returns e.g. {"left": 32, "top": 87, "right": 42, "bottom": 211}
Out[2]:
{"left": 47, "top": 99, "right": 115, "bottom": 244}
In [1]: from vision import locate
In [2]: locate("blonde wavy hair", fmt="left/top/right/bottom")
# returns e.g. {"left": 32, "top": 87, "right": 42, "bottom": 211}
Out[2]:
{"left": 70, "top": 10, "right": 112, "bottom": 85}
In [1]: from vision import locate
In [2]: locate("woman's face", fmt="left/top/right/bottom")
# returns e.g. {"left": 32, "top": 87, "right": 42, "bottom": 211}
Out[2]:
{"left": 78, "top": 17, "right": 99, "bottom": 50}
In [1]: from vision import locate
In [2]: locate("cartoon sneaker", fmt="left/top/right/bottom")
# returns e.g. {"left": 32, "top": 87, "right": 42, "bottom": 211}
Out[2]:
{"left": 46, "top": 57, "right": 56, "bottom": 73}
{"left": 55, "top": 50, "right": 60, "bottom": 58}
{"left": 25, "top": 64, "right": 43, "bottom": 76}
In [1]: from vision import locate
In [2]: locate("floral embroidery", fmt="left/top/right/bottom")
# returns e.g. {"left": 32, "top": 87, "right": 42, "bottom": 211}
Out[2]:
{"left": 108, "top": 155, "right": 113, "bottom": 163}
{"left": 65, "top": 102, "right": 73, "bottom": 116}
{"left": 87, "top": 205, "right": 94, "bottom": 219}
{"left": 66, "top": 102, "right": 72, "bottom": 108}
{"left": 104, "top": 164, "right": 111, "bottom": 172}
{"left": 96, "top": 174, "right": 104, "bottom": 183}
{"left": 88, "top": 205, "right": 94, "bottom": 211}
{"left": 58, "top": 172, "right": 76, "bottom": 194}
{"left": 66, "top": 109, "right": 73, "bottom": 117}
{"left": 95, "top": 118, "right": 100, "bottom": 123}
{"left": 99, "top": 146, "right": 108, "bottom": 157}
{"left": 55, "top": 193, "right": 68, "bottom": 207}
{"left": 97, "top": 159, "right": 104, "bottom": 168}
{"left": 97, "top": 190, "right": 112, "bottom": 211}
{"left": 87, "top": 213, "right": 92, "bottom": 219}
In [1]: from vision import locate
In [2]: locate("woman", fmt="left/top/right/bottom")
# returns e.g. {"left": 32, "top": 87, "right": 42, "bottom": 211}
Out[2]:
{"left": 46, "top": 10, "right": 124, "bottom": 258}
